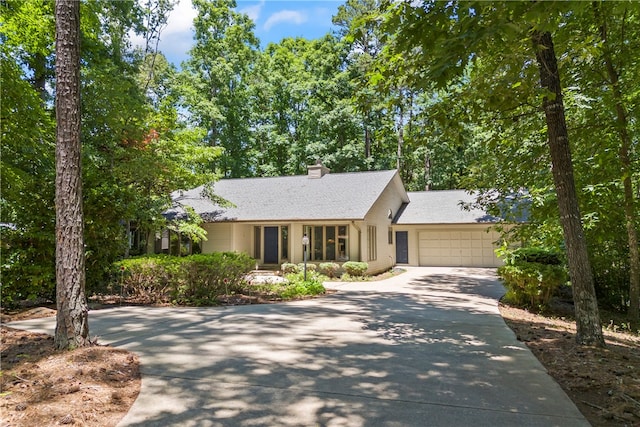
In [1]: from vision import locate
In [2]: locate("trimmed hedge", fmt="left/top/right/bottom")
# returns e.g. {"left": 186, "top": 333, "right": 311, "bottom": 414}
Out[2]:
{"left": 318, "top": 262, "right": 340, "bottom": 278}
{"left": 281, "top": 263, "right": 298, "bottom": 274}
{"left": 342, "top": 261, "right": 368, "bottom": 277}
{"left": 297, "top": 263, "right": 317, "bottom": 273}
{"left": 114, "top": 252, "right": 255, "bottom": 305}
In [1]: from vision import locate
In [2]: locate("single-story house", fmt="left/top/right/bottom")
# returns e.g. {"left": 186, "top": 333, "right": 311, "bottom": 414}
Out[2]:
{"left": 164, "top": 162, "right": 507, "bottom": 274}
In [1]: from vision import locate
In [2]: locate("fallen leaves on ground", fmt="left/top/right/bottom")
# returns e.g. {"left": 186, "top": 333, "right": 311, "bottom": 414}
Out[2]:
{"left": 499, "top": 302, "right": 640, "bottom": 427}
{"left": 1, "top": 308, "right": 140, "bottom": 427}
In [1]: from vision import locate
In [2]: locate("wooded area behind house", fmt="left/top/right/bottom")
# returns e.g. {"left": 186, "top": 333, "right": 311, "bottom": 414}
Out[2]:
{"left": 1, "top": 1, "right": 638, "bottom": 334}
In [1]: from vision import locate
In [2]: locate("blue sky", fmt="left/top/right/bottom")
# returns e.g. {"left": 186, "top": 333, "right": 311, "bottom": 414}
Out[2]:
{"left": 155, "top": 0, "right": 343, "bottom": 66}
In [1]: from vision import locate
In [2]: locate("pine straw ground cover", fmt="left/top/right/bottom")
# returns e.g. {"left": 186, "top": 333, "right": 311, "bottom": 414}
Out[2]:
{"left": 0, "top": 308, "right": 140, "bottom": 427}
{"left": 1, "top": 299, "right": 639, "bottom": 426}
{"left": 499, "top": 303, "right": 640, "bottom": 427}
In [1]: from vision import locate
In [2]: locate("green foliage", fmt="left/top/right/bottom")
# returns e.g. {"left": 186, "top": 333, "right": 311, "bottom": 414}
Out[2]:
{"left": 497, "top": 246, "right": 568, "bottom": 309}
{"left": 318, "top": 262, "right": 340, "bottom": 278}
{"left": 281, "top": 271, "right": 326, "bottom": 298}
{"left": 246, "top": 271, "right": 326, "bottom": 300}
{"left": 114, "top": 252, "right": 254, "bottom": 305}
{"left": 297, "top": 263, "right": 317, "bottom": 272}
{"left": 280, "top": 263, "right": 299, "bottom": 274}
{"left": 1, "top": 37, "right": 56, "bottom": 309}
{"left": 167, "top": 206, "right": 208, "bottom": 247}
{"left": 342, "top": 261, "right": 368, "bottom": 277}
{"left": 498, "top": 262, "right": 569, "bottom": 310}
{"left": 1, "top": 227, "right": 55, "bottom": 308}
{"left": 4, "top": 0, "right": 637, "bottom": 325}
{"left": 498, "top": 247, "right": 563, "bottom": 266}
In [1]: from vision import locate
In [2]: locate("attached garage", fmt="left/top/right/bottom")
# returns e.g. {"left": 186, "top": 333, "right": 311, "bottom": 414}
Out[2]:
{"left": 394, "top": 191, "right": 508, "bottom": 268}
{"left": 417, "top": 228, "right": 502, "bottom": 267}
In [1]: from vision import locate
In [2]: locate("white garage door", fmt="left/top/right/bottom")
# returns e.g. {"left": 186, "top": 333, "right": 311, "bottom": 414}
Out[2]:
{"left": 418, "top": 229, "right": 501, "bottom": 267}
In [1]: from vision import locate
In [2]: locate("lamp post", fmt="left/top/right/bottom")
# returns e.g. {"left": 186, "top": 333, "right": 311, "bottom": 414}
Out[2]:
{"left": 302, "top": 233, "right": 309, "bottom": 281}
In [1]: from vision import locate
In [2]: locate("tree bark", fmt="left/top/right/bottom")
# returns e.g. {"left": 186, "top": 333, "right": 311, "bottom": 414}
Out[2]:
{"left": 396, "top": 103, "right": 404, "bottom": 171}
{"left": 595, "top": 3, "right": 640, "bottom": 331}
{"left": 424, "top": 152, "right": 432, "bottom": 191}
{"left": 55, "top": 0, "right": 90, "bottom": 350}
{"left": 531, "top": 30, "right": 604, "bottom": 347}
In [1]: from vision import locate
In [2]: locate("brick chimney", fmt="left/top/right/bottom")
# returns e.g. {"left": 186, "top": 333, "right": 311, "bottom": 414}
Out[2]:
{"left": 307, "top": 159, "right": 330, "bottom": 178}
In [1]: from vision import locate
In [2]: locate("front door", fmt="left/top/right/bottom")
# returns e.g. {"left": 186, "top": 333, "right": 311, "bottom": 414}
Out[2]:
{"left": 395, "top": 231, "right": 408, "bottom": 264}
{"left": 264, "top": 226, "right": 279, "bottom": 264}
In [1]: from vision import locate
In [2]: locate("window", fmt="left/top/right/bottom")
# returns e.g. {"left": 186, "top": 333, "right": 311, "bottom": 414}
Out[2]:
{"left": 368, "top": 226, "right": 377, "bottom": 261}
{"left": 338, "top": 225, "right": 348, "bottom": 261}
{"left": 304, "top": 225, "right": 349, "bottom": 261}
{"left": 281, "top": 226, "right": 289, "bottom": 260}
{"left": 254, "top": 226, "right": 261, "bottom": 259}
{"left": 388, "top": 228, "right": 393, "bottom": 244}
{"left": 313, "top": 226, "right": 323, "bottom": 260}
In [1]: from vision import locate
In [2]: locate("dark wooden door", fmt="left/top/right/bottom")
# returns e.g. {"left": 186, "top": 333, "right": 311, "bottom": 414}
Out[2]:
{"left": 395, "top": 231, "right": 408, "bottom": 264}
{"left": 264, "top": 226, "right": 279, "bottom": 264}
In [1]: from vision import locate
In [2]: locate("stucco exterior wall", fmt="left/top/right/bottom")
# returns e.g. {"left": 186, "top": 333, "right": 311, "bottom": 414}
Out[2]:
{"left": 201, "top": 223, "right": 233, "bottom": 253}
{"left": 362, "top": 174, "right": 408, "bottom": 274}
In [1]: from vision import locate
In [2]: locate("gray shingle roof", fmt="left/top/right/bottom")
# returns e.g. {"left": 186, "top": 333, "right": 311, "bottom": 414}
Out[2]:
{"left": 394, "top": 191, "right": 501, "bottom": 224}
{"left": 167, "top": 169, "right": 402, "bottom": 222}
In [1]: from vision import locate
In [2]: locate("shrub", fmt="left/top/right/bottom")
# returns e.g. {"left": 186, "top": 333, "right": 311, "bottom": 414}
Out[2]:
{"left": 114, "top": 252, "right": 255, "bottom": 305}
{"left": 297, "top": 262, "right": 317, "bottom": 272}
{"left": 113, "top": 256, "right": 180, "bottom": 304}
{"left": 498, "top": 262, "right": 568, "bottom": 309}
{"left": 175, "top": 252, "right": 254, "bottom": 305}
{"left": 342, "top": 261, "right": 368, "bottom": 277}
{"left": 281, "top": 271, "right": 326, "bottom": 299}
{"left": 318, "top": 262, "right": 340, "bottom": 278}
{"left": 1, "top": 227, "right": 56, "bottom": 308}
{"left": 500, "top": 247, "right": 563, "bottom": 266}
{"left": 281, "top": 263, "right": 299, "bottom": 274}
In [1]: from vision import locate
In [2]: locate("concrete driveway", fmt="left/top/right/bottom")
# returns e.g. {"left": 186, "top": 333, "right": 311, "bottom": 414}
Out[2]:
{"left": 8, "top": 267, "right": 589, "bottom": 426}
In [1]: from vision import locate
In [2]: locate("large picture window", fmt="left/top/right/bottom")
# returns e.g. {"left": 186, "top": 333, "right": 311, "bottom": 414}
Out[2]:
{"left": 304, "top": 225, "right": 349, "bottom": 261}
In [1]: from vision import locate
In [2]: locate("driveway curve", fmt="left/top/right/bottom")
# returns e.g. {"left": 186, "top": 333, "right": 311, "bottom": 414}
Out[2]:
{"left": 8, "top": 267, "right": 588, "bottom": 426}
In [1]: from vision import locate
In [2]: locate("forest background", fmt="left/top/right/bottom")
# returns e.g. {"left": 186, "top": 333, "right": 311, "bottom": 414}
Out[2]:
{"left": 1, "top": 0, "right": 638, "bottom": 328}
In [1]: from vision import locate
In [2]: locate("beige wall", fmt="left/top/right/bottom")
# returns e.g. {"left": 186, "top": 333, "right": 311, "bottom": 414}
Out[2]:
{"left": 201, "top": 223, "right": 233, "bottom": 253}
{"left": 393, "top": 224, "right": 503, "bottom": 268}
{"left": 361, "top": 174, "right": 409, "bottom": 274}
{"left": 199, "top": 174, "right": 408, "bottom": 274}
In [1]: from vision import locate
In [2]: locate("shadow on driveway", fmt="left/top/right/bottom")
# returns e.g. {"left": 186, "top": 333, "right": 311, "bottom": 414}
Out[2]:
{"left": 8, "top": 268, "right": 588, "bottom": 427}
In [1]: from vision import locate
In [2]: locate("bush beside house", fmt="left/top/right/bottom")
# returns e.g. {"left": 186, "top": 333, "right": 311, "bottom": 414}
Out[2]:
{"left": 342, "top": 261, "right": 368, "bottom": 277}
{"left": 114, "top": 252, "right": 254, "bottom": 305}
{"left": 114, "top": 252, "right": 327, "bottom": 305}
{"left": 497, "top": 247, "right": 568, "bottom": 309}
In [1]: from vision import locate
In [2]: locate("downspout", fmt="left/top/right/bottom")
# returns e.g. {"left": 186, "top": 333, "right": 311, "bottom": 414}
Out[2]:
{"left": 351, "top": 221, "right": 362, "bottom": 262}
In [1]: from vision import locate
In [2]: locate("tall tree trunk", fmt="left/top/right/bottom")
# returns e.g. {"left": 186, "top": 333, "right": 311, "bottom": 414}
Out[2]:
{"left": 531, "top": 30, "right": 604, "bottom": 347}
{"left": 30, "top": 52, "right": 49, "bottom": 104}
{"left": 396, "top": 103, "right": 404, "bottom": 171}
{"left": 424, "top": 152, "right": 432, "bottom": 191}
{"left": 364, "top": 119, "right": 371, "bottom": 161}
{"left": 595, "top": 3, "right": 640, "bottom": 331}
{"left": 55, "top": 0, "right": 89, "bottom": 350}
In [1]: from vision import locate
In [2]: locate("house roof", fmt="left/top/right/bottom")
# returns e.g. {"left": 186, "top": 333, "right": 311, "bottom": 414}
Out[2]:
{"left": 394, "top": 191, "right": 501, "bottom": 224}
{"left": 167, "top": 169, "right": 406, "bottom": 222}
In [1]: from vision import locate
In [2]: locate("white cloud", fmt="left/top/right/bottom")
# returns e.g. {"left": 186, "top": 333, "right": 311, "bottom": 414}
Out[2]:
{"left": 128, "top": 0, "right": 196, "bottom": 65}
{"left": 263, "top": 10, "right": 307, "bottom": 31}
{"left": 163, "top": 0, "right": 197, "bottom": 37}
{"left": 238, "top": 0, "right": 265, "bottom": 22}
{"left": 158, "top": 0, "right": 197, "bottom": 65}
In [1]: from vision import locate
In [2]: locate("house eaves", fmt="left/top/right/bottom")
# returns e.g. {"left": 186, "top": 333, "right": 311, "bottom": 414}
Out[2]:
{"left": 167, "top": 169, "right": 401, "bottom": 223}
{"left": 394, "top": 190, "right": 501, "bottom": 225}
